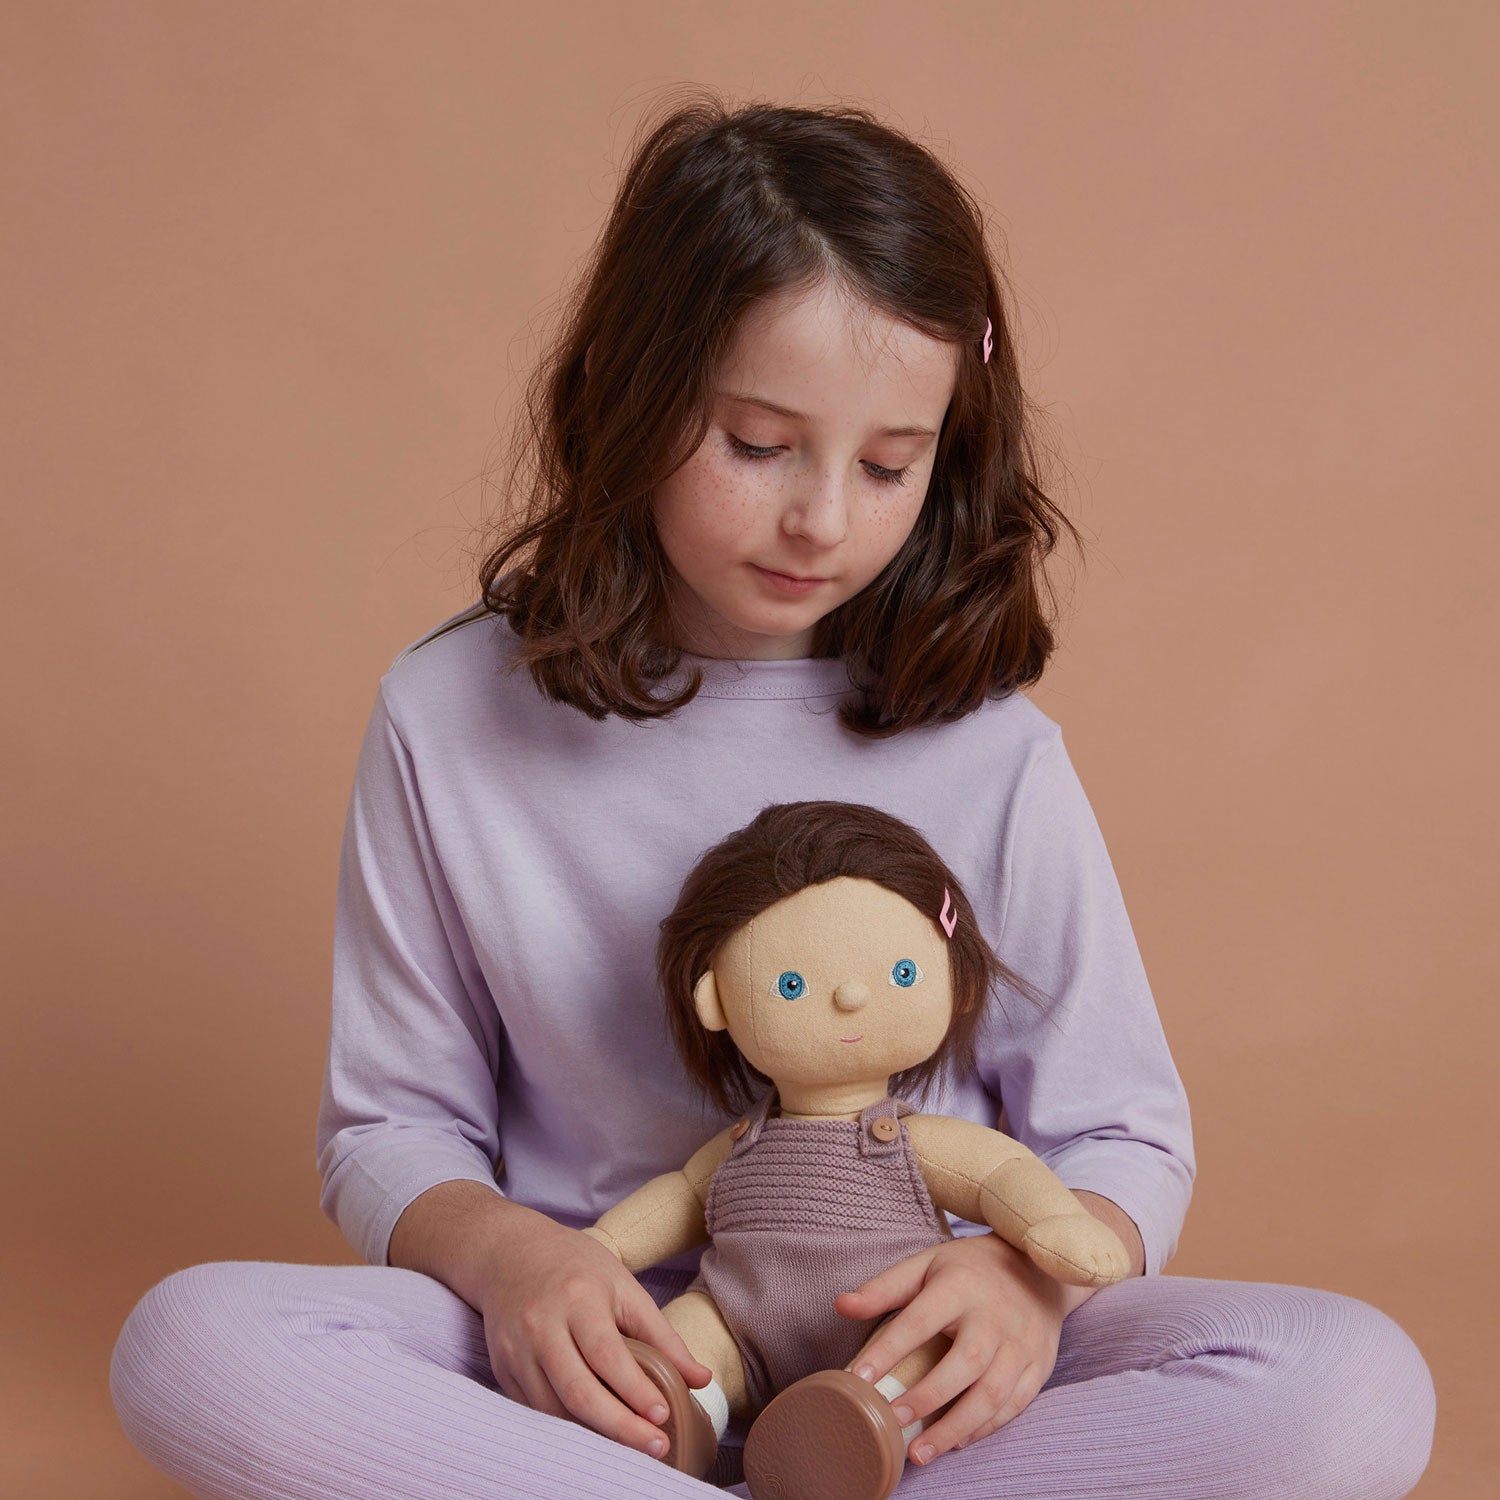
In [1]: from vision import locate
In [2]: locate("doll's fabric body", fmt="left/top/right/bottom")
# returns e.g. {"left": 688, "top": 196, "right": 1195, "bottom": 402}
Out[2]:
{"left": 687, "top": 1089, "right": 953, "bottom": 1412}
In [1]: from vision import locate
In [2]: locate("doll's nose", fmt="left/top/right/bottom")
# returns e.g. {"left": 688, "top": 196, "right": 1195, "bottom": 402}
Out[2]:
{"left": 832, "top": 981, "right": 870, "bottom": 1012}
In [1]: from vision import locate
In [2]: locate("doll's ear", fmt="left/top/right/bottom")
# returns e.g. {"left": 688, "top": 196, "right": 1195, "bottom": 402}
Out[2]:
{"left": 693, "top": 969, "right": 729, "bottom": 1032}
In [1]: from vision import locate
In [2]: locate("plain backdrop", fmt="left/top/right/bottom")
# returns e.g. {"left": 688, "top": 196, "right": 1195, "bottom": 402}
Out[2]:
{"left": 2, "top": 2, "right": 1494, "bottom": 1495}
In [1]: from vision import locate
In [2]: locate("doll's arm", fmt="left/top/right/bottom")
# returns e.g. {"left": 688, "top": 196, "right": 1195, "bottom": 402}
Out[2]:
{"left": 905, "top": 1114, "right": 1131, "bottom": 1288}
{"left": 579, "top": 1124, "right": 737, "bottom": 1274}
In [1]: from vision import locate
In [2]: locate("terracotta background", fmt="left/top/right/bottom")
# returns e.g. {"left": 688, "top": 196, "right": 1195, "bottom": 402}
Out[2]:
{"left": 3, "top": 2, "right": 1494, "bottom": 1494}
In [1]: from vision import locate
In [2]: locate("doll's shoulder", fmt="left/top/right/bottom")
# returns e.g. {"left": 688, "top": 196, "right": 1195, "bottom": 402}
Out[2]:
{"left": 903, "top": 1112, "right": 1023, "bottom": 1181}
{"left": 682, "top": 1122, "right": 741, "bottom": 1203}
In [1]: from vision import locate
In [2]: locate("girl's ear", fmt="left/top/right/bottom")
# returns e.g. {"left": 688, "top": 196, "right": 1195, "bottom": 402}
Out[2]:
{"left": 693, "top": 969, "right": 729, "bottom": 1032}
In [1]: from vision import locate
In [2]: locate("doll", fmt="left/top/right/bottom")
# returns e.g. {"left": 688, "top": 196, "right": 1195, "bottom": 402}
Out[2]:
{"left": 580, "top": 800, "right": 1131, "bottom": 1500}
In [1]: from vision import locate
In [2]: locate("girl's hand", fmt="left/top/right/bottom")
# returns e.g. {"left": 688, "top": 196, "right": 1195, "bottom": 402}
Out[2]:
{"left": 834, "top": 1231, "right": 1069, "bottom": 1466}
{"left": 477, "top": 1216, "right": 714, "bottom": 1460}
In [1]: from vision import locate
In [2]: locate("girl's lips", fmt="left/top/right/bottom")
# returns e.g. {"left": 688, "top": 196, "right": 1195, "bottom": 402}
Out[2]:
{"left": 751, "top": 563, "right": 827, "bottom": 596}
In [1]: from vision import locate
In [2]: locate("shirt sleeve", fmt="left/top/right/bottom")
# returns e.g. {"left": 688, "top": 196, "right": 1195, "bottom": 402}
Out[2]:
{"left": 315, "top": 681, "right": 508, "bottom": 1267}
{"left": 979, "top": 730, "right": 1196, "bottom": 1277}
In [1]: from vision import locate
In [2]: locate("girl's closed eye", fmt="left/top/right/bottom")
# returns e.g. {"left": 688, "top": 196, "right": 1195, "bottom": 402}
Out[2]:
{"left": 722, "top": 432, "right": 913, "bottom": 488}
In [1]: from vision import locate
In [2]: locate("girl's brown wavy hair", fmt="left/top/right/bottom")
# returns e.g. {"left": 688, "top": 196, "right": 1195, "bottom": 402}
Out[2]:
{"left": 471, "top": 90, "right": 1083, "bottom": 738}
{"left": 657, "top": 800, "right": 1053, "bottom": 1117}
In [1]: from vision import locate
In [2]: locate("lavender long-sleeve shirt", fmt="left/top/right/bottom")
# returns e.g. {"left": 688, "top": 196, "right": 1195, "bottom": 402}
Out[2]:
{"left": 315, "top": 603, "right": 1195, "bottom": 1277}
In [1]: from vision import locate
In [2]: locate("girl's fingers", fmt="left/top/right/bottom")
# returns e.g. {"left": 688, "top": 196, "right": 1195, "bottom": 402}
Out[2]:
{"left": 507, "top": 1349, "right": 575, "bottom": 1424}
{"left": 906, "top": 1351, "right": 1036, "bottom": 1465}
{"left": 483, "top": 1326, "right": 559, "bottom": 1416}
{"left": 573, "top": 1316, "right": 676, "bottom": 1427}
{"left": 486, "top": 1354, "right": 530, "bottom": 1411}
{"left": 837, "top": 1249, "right": 932, "bottom": 1321}
{"left": 537, "top": 1334, "right": 669, "bottom": 1456}
{"left": 887, "top": 1324, "right": 1007, "bottom": 1424}
{"left": 951, "top": 1407, "right": 1006, "bottom": 1455}
{"left": 850, "top": 1289, "right": 960, "bottom": 1386}
{"left": 619, "top": 1295, "right": 715, "bottom": 1388}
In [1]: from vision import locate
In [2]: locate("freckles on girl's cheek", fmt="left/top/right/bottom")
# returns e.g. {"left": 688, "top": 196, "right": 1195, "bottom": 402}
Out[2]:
{"left": 706, "top": 477, "right": 762, "bottom": 537}
{"left": 867, "top": 496, "right": 915, "bottom": 530}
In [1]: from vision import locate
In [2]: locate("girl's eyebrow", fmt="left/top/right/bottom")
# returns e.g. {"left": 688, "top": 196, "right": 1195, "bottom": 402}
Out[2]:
{"left": 714, "top": 389, "right": 937, "bottom": 440}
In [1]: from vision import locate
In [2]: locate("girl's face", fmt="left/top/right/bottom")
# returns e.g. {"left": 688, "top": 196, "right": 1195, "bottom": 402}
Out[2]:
{"left": 651, "top": 280, "right": 960, "bottom": 660}
{"left": 698, "top": 876, "right": 954, "bottom": 1114}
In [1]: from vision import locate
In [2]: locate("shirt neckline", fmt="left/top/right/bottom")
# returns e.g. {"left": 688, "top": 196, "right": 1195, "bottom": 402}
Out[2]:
{"left": 481, "top": 602, "right": 855, "bottom": 701}
{"left": 657, "top": 651, "right": 857, "bottom": 701}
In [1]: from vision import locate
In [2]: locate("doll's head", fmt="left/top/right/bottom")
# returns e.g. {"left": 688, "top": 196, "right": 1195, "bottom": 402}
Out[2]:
{"left": 658, "top": 800, "right": 1044, "bottom": 1115}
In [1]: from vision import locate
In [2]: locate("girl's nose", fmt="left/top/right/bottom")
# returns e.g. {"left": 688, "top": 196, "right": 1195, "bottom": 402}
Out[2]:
{"left": 783, "top": 475, "right": 850, "bottom": 548}
{"left": 832, "top": 981, "right": 869, "bottom": 1012}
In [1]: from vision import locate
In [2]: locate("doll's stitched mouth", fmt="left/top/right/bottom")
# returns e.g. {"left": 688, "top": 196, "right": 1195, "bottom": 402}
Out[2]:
{"left": 840, "top": 1035, "right": 862, "bottom": 1042}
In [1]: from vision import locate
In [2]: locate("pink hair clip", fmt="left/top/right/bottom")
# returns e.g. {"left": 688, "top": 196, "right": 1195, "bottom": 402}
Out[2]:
{"left": 982, "top": 317, "right": 993, "bottom": 364}
{"left": 939, "top": 886, "right": 957, "bottom": 938}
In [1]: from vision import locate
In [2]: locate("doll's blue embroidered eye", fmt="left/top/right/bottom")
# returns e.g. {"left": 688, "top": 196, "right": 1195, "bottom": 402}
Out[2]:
{"left": 773, "top": 970, "right": 808, "bottom": 1000}
{"left": 889, "top": 958, "right": 924, "bottom": 988}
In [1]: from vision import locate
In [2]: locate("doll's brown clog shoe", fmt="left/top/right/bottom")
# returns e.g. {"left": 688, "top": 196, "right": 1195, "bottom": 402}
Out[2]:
{"left": 620, "top": 1337, "right": 719, "bottom": 1480}
{"left": 742, "top": 1367, "right": 907, "bottom": 1500}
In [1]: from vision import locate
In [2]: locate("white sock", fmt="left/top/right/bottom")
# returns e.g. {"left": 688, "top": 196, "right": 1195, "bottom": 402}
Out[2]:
{"left": 688, "top": 1377, "right": 730, "bottom": 1440}
{"left": 873, "top": 1372, "right": 927, "bottom": 1445}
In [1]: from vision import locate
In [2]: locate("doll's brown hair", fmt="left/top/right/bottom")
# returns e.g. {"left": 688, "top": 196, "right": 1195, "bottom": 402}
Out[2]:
{"left": 657, "top": 800, "right": 1052, "bottom": 1116}
{"left": 467, "top": 90, "right": 1082, "bottom": 739}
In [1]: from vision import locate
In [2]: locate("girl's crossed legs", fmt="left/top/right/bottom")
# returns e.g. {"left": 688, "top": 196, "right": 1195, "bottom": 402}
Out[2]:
{"left": 110, "top": 1256, "right": 1434, "bottom": 1500}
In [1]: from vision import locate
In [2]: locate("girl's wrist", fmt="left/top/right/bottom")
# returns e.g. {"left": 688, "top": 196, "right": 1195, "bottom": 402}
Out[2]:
{"left": 389, "top": 1180, "right": 555, "bottom": 1313}
{"left": 1072, "top": 1189, "right": 1146, "bottom": 1277}
{"left": 1056, "top": 1278, "right": 1104, "bottom": 1317}
{"left": 580, "top": 1223, "right": 627, "bottom": 1261}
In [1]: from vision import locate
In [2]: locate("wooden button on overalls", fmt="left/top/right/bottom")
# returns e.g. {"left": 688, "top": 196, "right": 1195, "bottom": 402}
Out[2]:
{"left": 870, "top": 1116, "right": 900, "bottom": 1142}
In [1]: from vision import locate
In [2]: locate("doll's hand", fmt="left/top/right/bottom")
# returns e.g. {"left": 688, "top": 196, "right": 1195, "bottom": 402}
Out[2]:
{"left": 1022, "top": 1210, "right": 1131, "bottom": 1287}
{"left": 477, "top": 1215, "right": 714, "bottom": 1460}
{"left": 833, "top": 1232, "right": 1068, "bottom": 1467}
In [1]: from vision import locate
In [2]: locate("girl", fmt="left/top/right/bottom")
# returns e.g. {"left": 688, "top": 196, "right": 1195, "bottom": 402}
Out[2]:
{"left": 109, "top": 96, "right": 1434, "bottom": 1499}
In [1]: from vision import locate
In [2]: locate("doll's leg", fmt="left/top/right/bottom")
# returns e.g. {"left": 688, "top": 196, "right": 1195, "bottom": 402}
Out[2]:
{"left": 845, "top": 1321, "right": 954, "bottom": 1432}
{"left": 746, "top": 1272, "right": 1433, "bottom": 1500}
{"left": 737, "top": 1316, "right": 950, "bottom": 1500}
{"left": 110, "top": 1257, "right": 748, "bottom": 1498}
{"left": 661, "top": 1289, "right": 754, "bottom": 1419}
{"left": 620, "top": 1290, "right": 755, "bottom": 1480}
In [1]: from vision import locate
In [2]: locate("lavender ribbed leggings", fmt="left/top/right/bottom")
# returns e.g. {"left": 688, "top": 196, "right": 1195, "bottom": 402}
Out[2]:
{"left": 110, "top": 1258, "right": 1435, "bottom": 1499}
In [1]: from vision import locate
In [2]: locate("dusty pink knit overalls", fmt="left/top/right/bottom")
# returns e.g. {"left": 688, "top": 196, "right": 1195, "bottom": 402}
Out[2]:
{"left": 685, "top": 1088, "right": 955, "bottom": 1413}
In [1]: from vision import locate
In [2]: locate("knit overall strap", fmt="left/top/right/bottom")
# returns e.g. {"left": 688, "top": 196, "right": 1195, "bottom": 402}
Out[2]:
{"left": 857, "top": 1095, "right": 917, "bottom": 1159}
{"left": 729, "top": 1087, "right": 782, "bottom": 1156}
